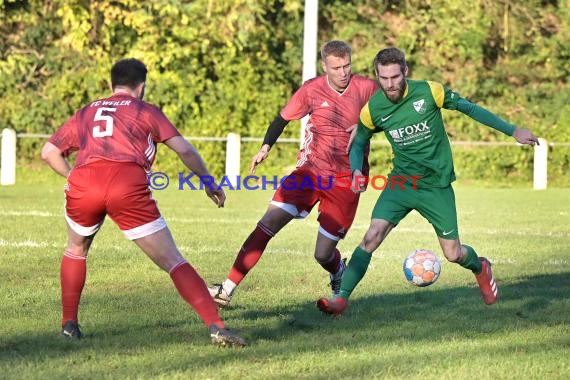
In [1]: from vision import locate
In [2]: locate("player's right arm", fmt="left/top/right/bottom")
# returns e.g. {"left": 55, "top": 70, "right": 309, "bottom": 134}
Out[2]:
{"left": 350, "top": 102, "right": 376, "bottom": 172}
{"left": 41, "top": 115, "right": 79, "bottom": 178}
{"left": 349, "top": 102, "right": 377, "bottom": 193}
{"left": 251, "top": 82, "right": 312, "bottom": 173}
{"left": 349, "top": 123, "right": 374, "bottom": 193}
{"left": 41, "top": 142, "right": 71, "bottom": 178}
{"left": 250, "top": 114, "right": 289, "bottom": 173}
{"left": 165, "top": 136, "right": 226, "bottom": 208}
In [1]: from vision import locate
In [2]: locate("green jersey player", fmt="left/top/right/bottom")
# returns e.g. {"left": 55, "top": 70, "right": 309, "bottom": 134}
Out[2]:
{"left": 318, "top": 47, "right": 539, "bottom": 316}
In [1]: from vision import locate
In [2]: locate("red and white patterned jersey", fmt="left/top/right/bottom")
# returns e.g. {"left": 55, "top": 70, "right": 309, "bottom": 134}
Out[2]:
{"left": 280, "top": 74, "right": 378, "bottom": 176}
{"left": 49, "top": 93, "right": 180, "bottom": 172}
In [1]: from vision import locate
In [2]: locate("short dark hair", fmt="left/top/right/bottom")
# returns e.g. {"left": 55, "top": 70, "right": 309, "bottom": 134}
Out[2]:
{"left": 373, "top": 47, "right": 407, "bottom": 74}
{"left": 321, "top": 40, "right": 352, "bottom": 61}
{"left": 111, "top": 58, "right": 147, "bottom": 90}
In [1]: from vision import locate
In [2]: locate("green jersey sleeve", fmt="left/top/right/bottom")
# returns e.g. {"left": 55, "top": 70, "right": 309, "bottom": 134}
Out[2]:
{"left": 455, "top": 98, "right": 516, "bottom": 136}
{"left": 435, "top": 83, "right": 516, "bottom": 136}
{"left": 350, "top": 103, "right": 376, "bottom": 173}
{"left": 349, "top": 123, "right": 374, "bottom": 173}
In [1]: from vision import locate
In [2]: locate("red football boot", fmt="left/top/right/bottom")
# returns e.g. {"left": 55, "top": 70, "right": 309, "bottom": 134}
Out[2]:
{"left": 317, "top": 297, "right": 348, "bottom": 316}
{"left": 475, "top": 257, "right": 498, "bottom": 305}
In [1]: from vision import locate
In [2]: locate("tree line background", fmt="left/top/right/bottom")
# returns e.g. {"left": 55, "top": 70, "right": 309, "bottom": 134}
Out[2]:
{"left": 1, "top": 0, "right": 568, "bottom": 186}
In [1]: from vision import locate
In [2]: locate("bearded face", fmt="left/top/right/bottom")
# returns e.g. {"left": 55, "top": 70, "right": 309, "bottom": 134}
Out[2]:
{"left": 376, "top": 63, "right": 407, "bottom": 103}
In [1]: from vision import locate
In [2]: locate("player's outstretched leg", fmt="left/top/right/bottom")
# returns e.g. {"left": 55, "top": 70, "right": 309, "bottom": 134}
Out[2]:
{"left": 475, "top": 257, "right": 498, "bottom": 305}
{"left": 208, "top": 221, "right": 277, "bottom": 308}
{"left": 209, "top": 325, "right": 247, "bottom": 347}
{"left": 316, "top": 296, "right": 348, "bottom": 316}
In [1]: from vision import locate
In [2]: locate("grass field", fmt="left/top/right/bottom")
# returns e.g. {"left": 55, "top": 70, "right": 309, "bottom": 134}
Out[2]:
{"left": 0, "top": 179, "right": 569, "bottom": 379}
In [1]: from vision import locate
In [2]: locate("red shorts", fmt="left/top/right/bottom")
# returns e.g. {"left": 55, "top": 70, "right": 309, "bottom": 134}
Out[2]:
{"left": 64, "top": 161, "right": 165, "bottom": 240}
{"left": 272, "top": 166, "right": 359, "bottom": 239}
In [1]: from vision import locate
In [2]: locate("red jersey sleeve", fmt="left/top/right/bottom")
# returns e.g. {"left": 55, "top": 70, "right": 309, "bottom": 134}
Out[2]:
{"left": 147, "top": 104, "right": 180, "bottom": 143}
{"left": 280, "top": 82, "right": 312, "bottom": 120}
{"left": 48, "top": 113, "right": 80, "bottom": 157}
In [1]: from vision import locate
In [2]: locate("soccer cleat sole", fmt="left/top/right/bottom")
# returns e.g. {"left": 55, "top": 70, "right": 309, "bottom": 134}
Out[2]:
{"left": 208, "top": 284, "right": 232, "bottom": 308}
{"left": 213, "top": 297, "right": 231, "bottom": 308}
{"left": 209, "top": 326, "right": 247, "bottom": 347}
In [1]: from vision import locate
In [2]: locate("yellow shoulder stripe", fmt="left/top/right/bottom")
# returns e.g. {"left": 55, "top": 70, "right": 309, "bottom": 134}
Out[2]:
{"left": 427, "top": 81, "right": 444, "bottom": 108}
{"left": 359, "top": 102, "right": 375, "bottom": 130}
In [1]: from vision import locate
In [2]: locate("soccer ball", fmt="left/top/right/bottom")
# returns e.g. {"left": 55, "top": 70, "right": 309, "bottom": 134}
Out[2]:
{"left": 403, "top": 249, "right": 441, "bottom": 287}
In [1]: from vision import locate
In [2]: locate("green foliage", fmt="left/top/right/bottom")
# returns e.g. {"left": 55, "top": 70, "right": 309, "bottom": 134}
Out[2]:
{"left": 1, "top": 0, "right": 568, "bottom": 185}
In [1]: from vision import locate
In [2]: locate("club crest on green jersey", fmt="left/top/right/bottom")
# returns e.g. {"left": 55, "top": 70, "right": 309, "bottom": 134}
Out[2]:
{"left": 413, "top": 99, "right": 426, "bottom": 114}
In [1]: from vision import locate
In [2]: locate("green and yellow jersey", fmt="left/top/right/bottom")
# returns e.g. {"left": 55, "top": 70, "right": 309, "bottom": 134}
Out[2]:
{"left": 351, "top": 79, "right": 516, "bottom": 188}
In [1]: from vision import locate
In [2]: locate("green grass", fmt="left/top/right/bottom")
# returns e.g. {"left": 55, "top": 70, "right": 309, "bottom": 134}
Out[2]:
{"left": 0, "top": 179, "right": 569, "bottom": 379}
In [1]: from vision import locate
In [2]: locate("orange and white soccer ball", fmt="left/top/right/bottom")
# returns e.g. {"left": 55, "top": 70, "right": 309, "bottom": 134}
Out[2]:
{"left": 403, "top": 249, "right": 441, "bottom": 287}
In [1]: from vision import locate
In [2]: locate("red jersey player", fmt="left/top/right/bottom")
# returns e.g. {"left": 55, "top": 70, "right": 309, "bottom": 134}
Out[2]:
{"left": 41, "top": 58, "right": 245, "bottom": 347}
{"left": 208, "top": 40, "right": 379, "bottom": 307}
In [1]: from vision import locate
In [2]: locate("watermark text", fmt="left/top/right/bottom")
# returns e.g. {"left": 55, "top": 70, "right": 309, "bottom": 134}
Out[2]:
{"left": 147, "top": 172, "right": 422, "bottom": 191}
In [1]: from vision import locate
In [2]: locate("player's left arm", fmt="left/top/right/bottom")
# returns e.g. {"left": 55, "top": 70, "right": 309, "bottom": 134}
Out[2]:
{"left": 165, "top": 136, "right": 226, "bottom": 207}
{"left": 432, "top": 82, "right": 539, "bottom": 146}
{"left": 456, "top": 98, "right": 539, "bottom": 146}
{"left": 41, "top": 142, "right": 71, "bottom": 178}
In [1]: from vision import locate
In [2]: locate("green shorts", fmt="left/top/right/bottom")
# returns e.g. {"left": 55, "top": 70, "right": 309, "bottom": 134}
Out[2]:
{"left": 371, "top": 184, "right": 459, "bottom": 240}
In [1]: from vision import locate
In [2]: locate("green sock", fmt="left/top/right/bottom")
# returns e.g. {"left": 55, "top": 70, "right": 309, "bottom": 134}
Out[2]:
{"left": 339, "top": 246, "right": 372, "bottom": 299}
{"left": 459, "top": 244, "right": 482, "bottom": 274}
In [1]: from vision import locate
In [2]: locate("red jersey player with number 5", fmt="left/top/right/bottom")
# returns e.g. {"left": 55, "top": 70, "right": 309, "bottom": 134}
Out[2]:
{"left": 208, "top": 41, "right": 379, "bottom": 307}
{"left": 41, "top": 58, "right": 245, "bottom": 347}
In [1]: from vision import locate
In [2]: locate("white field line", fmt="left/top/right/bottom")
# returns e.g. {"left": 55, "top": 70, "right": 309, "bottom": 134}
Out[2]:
{"left": 1, "top": 241, "right": 567, "bottom": 266}
{"left": 374, "top": 256, "right": 569, "bottom": 266}
{"left": 2, "top": 211, "right": 567, "bottom": 238}
{"left": 168, "top": 217, "right": 570, "bottom": 238}
{"left": 1, "top": 211, "right": 567, "bottom": 253}
{"left": 0, "top": 239, "right": 60, "bottom": 248}
{"left": 0, "top": 210, "right": 59, "bottom": 217}
{"left": 351, "top": 225, "right": 570, "bottom": 238}
{"left": 0, "top": 239, "right": 132, "bottom": 252}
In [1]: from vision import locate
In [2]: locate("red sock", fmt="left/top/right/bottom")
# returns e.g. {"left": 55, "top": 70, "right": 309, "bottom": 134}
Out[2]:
{"left": 60, "top": 251, "right": 86, "bottom": 326}
{"left": 318, "top": 248, "right": 341, "bottom": 274}
{"left": 228, "top": 222, "right": 275, "bottom": 285}
{"left": 169, "top": 261, "right": 223, "bottom": 328}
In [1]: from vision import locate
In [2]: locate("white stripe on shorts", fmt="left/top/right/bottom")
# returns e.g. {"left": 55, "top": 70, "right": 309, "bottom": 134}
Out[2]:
{"left": 270, "top": 200, "right": 309, "bottom": 219}
{"left": 123, "top": 216, "right": 167, "bottom": 240}
{"left": 65, "top": 212, "right": 103, "bottom": 236}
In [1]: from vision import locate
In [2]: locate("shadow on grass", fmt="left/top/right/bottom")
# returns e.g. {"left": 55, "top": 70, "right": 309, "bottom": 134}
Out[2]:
{"left": 1, "top": 272, "right": 568, "bottom": 376}
{"left": 241, "top": 271, "right": 570, "bottom": 341}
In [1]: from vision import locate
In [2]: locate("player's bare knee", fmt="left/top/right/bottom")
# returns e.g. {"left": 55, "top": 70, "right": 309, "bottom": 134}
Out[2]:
{"left": 65, "top": 244, "right": 89, "bottom": 257}
{"left": 314, "top": 236, "right": 338, "bottom": 263}
{"left": 161, "top": 255, "right": 185, "bottom": 272}
{"left": 147, "top": 249, "right": 184, "bottom": 272}
{"left": 314, "top": 248, "right": 333, "bottom": 263}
